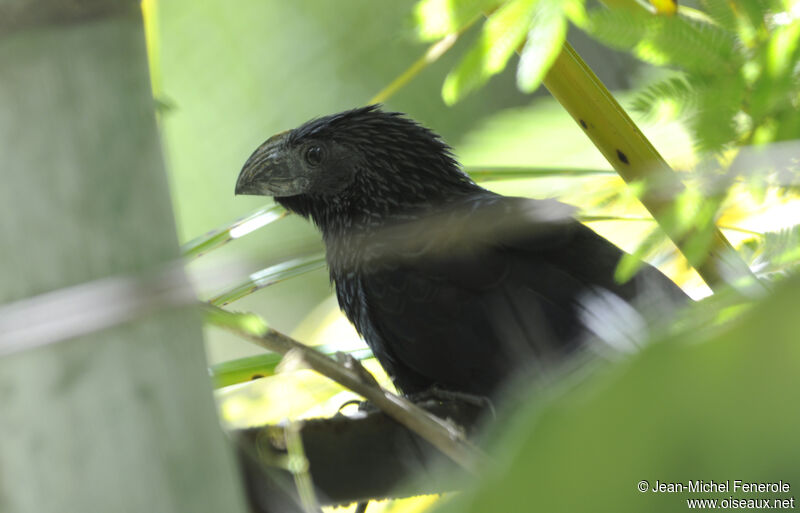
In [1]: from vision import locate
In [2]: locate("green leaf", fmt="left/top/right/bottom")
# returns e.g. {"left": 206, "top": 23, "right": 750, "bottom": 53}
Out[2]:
{"left": 585, "top": 7, "right": 650, "bottom": 50}
{"left": 204, "top": 306, "right": 269, "bottom": 337}
{"left": 209, "top": 346, "right": 375, "bottom": 388}
{"left": 586, "top": 7, "right": 739, "bottom": 74}
{"left": 435, "top": 274, "right": 800, "bottom": 513}
{"left": 413, "top": 0, "right": 502, "bottom": 41}
{"left": 749, "top": 20, "right": 800, "bottom": 123}
{"left": 614, "top": 225, "right": 668, "bottom": 283}
{"left": 737, "top": 0, "right": 775, "bottom": 36}
{"left": 442, "top": 0, "right": 537, "bottom": 105}
{"left": 209, "top": 254, "right": 326, "bottom": 306}
{"left": 516, "top": 0, "right": 566, "bottom": 93}
{"left": 466, "top": 166, "right": 614, "bottom": 182}
{"left": 181, "top": 203, "right": 287, "bottom": 259}
{"left": 209, "top": 352, "right": 284, "bottom": 388}
{"left": 629, "top": 75, "right": 695, "bottom": 120}
{"left": 638, "top": 16, "right": 739, "bottom": 74}
{"left": 698, "top": 0, "right": 738, "bottom": 32}
{"left": 740, "top": 224, "right": 800, "bottom": 277}
{"left": 688, "top": 75, "right": 745, "bottom": 153}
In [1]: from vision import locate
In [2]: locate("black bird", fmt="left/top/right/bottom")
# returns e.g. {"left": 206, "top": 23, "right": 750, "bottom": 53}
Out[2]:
{"left": 235, "top": 106, "right": 687, "bottom": 398}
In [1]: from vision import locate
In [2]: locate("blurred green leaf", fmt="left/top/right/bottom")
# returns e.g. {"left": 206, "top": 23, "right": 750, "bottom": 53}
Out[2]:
{"left": 209, "top": 254, "right": 326, "bottom": 306}
{"left": 740, "top": 224, "right": 800, "bottom": 277}
{"left": 749, "top": 20, "right": 800, "bottom": 122}
{"left": 516, "top": 0, "right": 566, "bottom": 93}
{"left": 688, "top": 76, "right": 745, "bottom": 153}
{"left": 204, "top": 306, "right": 269, "bottom": 337}
{"left": 584, "top": 7, "right": 649, "bottom": 49}
{"left": 414, "top": 0, "right": 501, "bottom": 41}
{"left": 436, "top": 273, "right": 800, "bottom": 513}
{"left": 738, "top": 0, "right": 775, "bottom": 39}
{"left": 629, "top": 75, "right": 694, "bottom": 121}
{"left": 181, "top": 203, "right": 287, "bottom": 259}
{"left": 209, "top": 346, "right": 375, "bottom": 388}
{"left": 466, "top": 165, "right": 614, "bottom": 182}
{"left": 698, "top": 0, "right": 738, "bottom": 32}
{"left": 587, "top": 8, "right": 738, "bottom": 73}
{"left": 210, "top": 352, "right": 284, "bottom": 388}
{"left": 442, "top": 0, "right": 536, "bottom": 105}
{"left": 583, "top": 2, "right": 800, "bottom": 155}
{"left": 614, "top": 225, "right": 667, "bottom": 283}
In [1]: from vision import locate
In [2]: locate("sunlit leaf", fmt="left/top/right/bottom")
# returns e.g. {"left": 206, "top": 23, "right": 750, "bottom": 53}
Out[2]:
{"left": 629, "top": 75, "right": 695, "bottom": 121}
{"left": 442, "top": 0, "right": 537, "bottom": 105}
{"left": 210, "top": 352, "right": 284, "bottom": 388}
{"left": 749, "top": 20, "right": 800, "bottom": 122}
{"left": 413, "top": 0, "right": 501, "bottom": 41}
{"left": 210, "top": 346, "right": 374, "bottom": 388}
{"left": 740, "top": 224, "right": 800, "bottom": 277}
{"left": 585, "top": 7, "right": 650, "bottom": 49}
{"left": 586, "top": 7, "right": 739, "bottom": 73}
{"left": 516, "top": 0, "right": 566, "bottom": 93}
{"left": 204, "top": 307, "right": 269, "bottom": 336}
{"left": 688, "top": 76, "right": 745, "bottom": 152}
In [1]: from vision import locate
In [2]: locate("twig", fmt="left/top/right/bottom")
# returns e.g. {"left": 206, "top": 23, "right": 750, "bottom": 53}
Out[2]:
{"left": 368, "top": 17, "right": 479, "bottom": 105}
{"left": 205, "top": 305, "right": 488, "bottom": 473}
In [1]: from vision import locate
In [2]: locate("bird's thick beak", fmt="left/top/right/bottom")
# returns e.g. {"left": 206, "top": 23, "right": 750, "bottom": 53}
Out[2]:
{"left": 235, "top": 131, "right": 309, "bottom": 197}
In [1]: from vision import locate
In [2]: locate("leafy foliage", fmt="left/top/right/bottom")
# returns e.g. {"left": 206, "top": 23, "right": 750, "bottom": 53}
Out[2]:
{"left": 432, "top": 0, "right": 572, "bottom": 103}
{"left": 414, "top": 0, "right": 800, "bottom": 156}
{"left": 414, "top": 0, "right": 502, "bottom": 41}
{"left": 516, "top": 0, "right": 566, "bottom": 92}
{"left": 585, "top": 1, "right": 800, "bottom": 154}
{"left": 442, "top": 0, "right": 539, "bottom": 104}
{"left": 740, "top": 223, "right": 800, "bottom": 277}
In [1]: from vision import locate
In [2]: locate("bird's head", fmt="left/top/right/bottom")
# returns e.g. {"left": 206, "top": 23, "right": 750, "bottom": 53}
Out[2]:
{"left": 235, "top": 105, "right": 478, "bottom": 224}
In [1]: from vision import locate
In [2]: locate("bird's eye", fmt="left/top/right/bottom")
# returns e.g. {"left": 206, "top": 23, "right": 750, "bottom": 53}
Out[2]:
{"left": 305, "top": 145, "right": 323, "bottom": 166}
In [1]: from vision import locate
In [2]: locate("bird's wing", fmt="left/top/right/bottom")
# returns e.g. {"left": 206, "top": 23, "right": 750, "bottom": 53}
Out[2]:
{"left": 357, "top": 194, "right": 672, "bottom": 395}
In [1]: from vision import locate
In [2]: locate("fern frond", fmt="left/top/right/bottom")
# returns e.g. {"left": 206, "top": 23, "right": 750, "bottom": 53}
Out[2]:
{"left": 688, "top": 75, "right": 747, "bottom": 153}
{"left": 638, "top": 15, "right": 740, "bottom": 73}
{"left": 587, "top": 7, "right": 740, "bottom": 73}
{"left": 586, "top": 7, "right": 650, "bottom": 50}
{"left": 630, "top": 75, "right": 696, "bottom": 120}
{"left": 740, "top": 224, "right": 800, "bottom": 277}
{"left": 737, "top": 0, "right": 780, "bottom": 35}
{"left": 699, "top": 0, "right": 738, "bottom": 32}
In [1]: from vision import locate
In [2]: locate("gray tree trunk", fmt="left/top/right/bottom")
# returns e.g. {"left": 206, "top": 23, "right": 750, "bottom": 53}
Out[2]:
{"left": 0, "top": 6, "right": 247, "bottom": 513}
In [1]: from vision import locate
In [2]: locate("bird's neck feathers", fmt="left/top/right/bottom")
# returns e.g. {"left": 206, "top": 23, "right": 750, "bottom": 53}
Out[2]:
{"left": 277, "top": 154, "right": 481, "bottom": 276}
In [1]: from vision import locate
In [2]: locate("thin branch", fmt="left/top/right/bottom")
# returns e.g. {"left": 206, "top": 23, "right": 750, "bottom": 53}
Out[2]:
{"left": 369, "top": 16, "right": 480, "bottom": 105}
{"left": 205, "top": 305, "right": 488, "bottom": 473}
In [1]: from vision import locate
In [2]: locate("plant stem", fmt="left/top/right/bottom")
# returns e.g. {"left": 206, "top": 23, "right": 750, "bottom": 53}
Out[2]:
{"left": 542, "top": 42, "right": 753, "bottom": 290}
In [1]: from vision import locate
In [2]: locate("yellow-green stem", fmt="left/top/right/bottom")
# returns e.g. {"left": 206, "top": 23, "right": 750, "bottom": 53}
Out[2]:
{"left": 542, "top": 42, "right": 751, "bottom": 290}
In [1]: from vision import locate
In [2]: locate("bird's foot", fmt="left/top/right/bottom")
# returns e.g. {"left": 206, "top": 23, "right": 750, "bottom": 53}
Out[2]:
{"left": 335, "top": 398, "right": 379, "bottom": 417}
{"left": 407, "top": 386, "right": 496, "bottom": 419}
